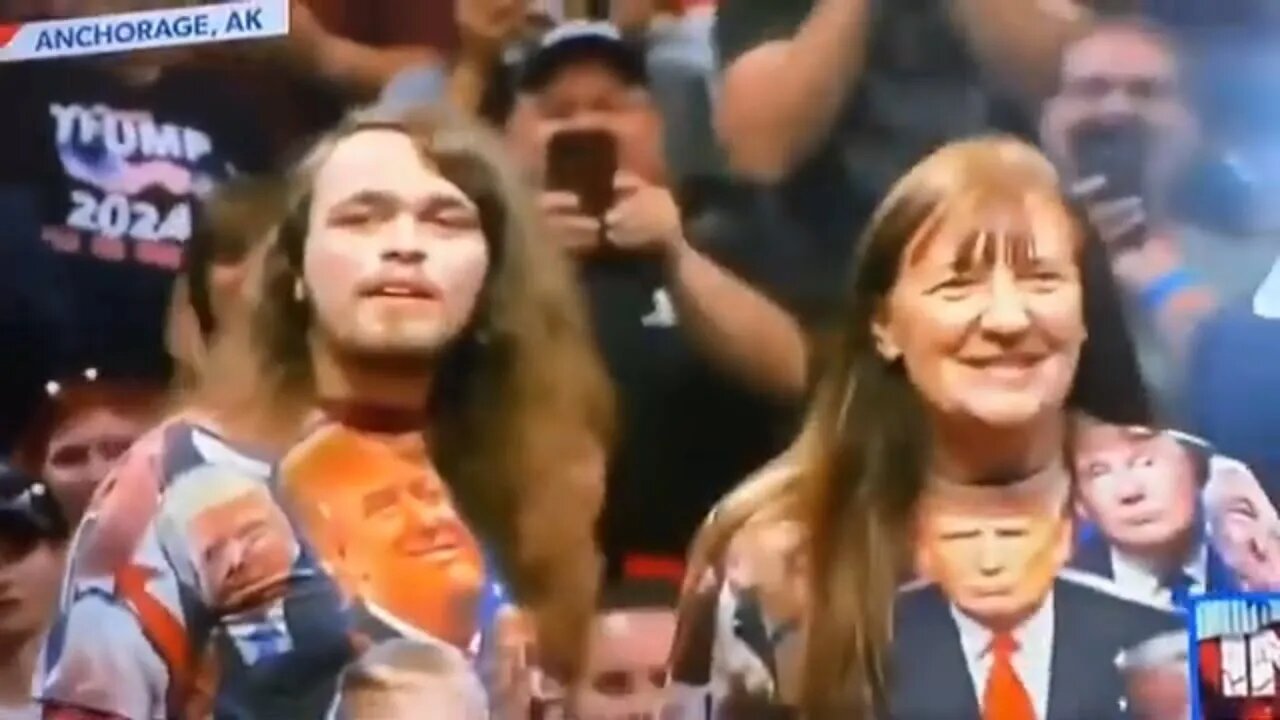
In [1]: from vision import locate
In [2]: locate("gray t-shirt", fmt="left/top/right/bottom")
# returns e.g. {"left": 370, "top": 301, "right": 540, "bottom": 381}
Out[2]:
{"left": 645, "top": 12, "right": 725, "bottom": 182}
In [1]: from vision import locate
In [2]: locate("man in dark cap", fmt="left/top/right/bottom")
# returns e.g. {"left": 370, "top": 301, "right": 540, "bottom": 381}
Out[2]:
{"left": 504, "top": 21, "right": 810, "bottom": 581}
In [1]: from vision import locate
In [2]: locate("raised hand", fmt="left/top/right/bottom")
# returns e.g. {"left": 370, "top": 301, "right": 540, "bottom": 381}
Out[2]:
{"left": 456, "top": 0, "right": 527, "bottom": 59}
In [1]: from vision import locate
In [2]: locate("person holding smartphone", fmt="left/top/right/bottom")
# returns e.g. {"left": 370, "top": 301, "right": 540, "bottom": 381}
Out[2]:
{"left": 1039, "top": 18, "right": 1280, "bottom": 411}
{"left": 503, "top": 21, "right": 809, "bottom": 582}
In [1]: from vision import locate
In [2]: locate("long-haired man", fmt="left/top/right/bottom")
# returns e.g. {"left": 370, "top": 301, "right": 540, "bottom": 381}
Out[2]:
{"left": 38, "top": 103, "right": 613, "bottom": 719}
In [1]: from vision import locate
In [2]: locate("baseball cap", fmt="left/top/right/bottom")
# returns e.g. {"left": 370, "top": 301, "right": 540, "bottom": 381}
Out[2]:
{"left": 0, "top": 461, "right": 69, "bottom": 557}
{"left": 518, "top": 20, "right": 648, "bottom": 92}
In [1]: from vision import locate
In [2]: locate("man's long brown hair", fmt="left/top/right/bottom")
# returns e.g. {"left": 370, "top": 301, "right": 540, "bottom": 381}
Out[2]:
{"left": 194, "top": 104, "right": 614, "bottom": 680}
{"left": 684, "top": 136, "right": 1152, "bottom": 717}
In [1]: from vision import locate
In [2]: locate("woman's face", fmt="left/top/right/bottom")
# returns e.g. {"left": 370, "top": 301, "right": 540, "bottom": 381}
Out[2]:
{"left": 872, "top": 198, "right": 1086, "bottom": 429}
{"left": 44, "top": 401, "right": 152, "bottom": 525}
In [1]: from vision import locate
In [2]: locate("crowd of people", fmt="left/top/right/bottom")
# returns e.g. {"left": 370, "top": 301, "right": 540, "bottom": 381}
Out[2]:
{"left": 0, "top": 0, "right": 1278, "bottom": 718}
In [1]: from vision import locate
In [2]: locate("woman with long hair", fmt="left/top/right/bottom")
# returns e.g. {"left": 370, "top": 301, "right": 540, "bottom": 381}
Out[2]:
{"left": 664, "top": 137, "right": 1271, "bottom": 719}
{"left": 37, "top": 103, "right": 613, "bottom": 719}
{"left": 165, "top": 174, "right": 287, "bottom": 394}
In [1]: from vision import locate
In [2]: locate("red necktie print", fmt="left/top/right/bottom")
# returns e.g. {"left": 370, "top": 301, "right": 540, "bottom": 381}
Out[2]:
{"left": 983, "top": 632, "right": 1035, "bottom": 720}
{"left": 115, "top": 564, "right": 193, "bottom": 712}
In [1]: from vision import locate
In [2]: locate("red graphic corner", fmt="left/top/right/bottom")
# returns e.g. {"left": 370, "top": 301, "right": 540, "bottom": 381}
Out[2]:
{"left": 0, "top": 24, "right": 21, "bottom": 48}
{"left": 1198, "top": 627, "right": 1280, "bottom": 719}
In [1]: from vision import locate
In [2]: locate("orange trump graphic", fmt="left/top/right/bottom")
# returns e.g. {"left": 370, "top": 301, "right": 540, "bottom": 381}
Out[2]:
{"left": 900, "top": 473, "right": 1184, "bottom": 720}
{"left": 279, "top": 424, "right": 487, "bottom": 649}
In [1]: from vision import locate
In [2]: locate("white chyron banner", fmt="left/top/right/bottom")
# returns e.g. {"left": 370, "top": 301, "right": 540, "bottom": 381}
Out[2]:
{"left": 0, "top": 0, "right": 288, "bottom": 63}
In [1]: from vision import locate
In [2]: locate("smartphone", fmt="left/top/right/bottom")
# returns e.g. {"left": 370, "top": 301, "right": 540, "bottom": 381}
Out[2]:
{"left": 1069, "top": 119, "right": 1152, "bottom": 250}
{"left": 546, "top": 129, "right": 618, "bottom": 219}
{"left": 1069, "top": 119, "right": 1150, "bottom": 203}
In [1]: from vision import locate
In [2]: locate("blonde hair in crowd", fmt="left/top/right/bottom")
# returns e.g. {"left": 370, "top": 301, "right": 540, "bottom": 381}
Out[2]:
{"left": 192, "top": 103, "right": 615, "bottom": 680}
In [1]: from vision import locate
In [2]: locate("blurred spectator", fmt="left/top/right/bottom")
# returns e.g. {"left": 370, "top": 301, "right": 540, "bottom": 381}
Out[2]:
{"left": 253, "top": 0, "right": 576, "bottom": 115}
{"left": 1183, "top": 291, "right": 1280, "bottom": 502}
{"left": 383, "top": 0, "right": 584, "bottom": 128}
{"left": 401, "top": 0, "right": 723, "bottom": 186}
{"left": 575, "top": 578, "right": 679, "bottom": 720}
{"left": 35, "top": 104, "right": 609, "bottom": 720}
{"left": 13, "top": 378, "right": 166, "bottom": 527}
{"left": 1, "top": 1, "right": 448, "bottom": 103}
{"left": 0, "top": 41, "right": 278, "bottom": 442}
{"left": 0, "top": 464, "right": 69, "bottom": 720}
{"left": 1177, "top": 29, "right": 1280, "bottom": 238}
{"left": 0, "top": 1, "right": 468, "bottom": 425}
{"left": 1041, "top": 19, "right": 1280, "bottom": 413}
{"left": 1039, "top": 20, "right": 1280, "bottom": 491}
{"left": 327, "top": 639, "right": 489, "bottom": 719}
{"left": 450, "top": 0, "right": 529, "bottom": 114}
{"left": 712, "top": 0, "right": 1085, "bottom": 315}
{"left": 612, "top": 0, "right": 722, "bottom": 184}
{"left": 502, "top": 22, "right": 807, "bottom": 576}
{"left": 166, "top": 175, "right": 288, "bottom": 391}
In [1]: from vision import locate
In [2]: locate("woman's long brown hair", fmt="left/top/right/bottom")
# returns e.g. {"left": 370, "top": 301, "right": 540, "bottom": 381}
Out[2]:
{"left": 685, "top": 136, "right": 1152, "bottom": 717}
{"left": 194, "top": 104, "right": 615, "bottom": 680}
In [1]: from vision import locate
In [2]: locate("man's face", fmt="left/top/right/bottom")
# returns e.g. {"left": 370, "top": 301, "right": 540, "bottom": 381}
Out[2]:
{"left": 187, "top": 481, "right": 298, "bottom": 610}
{"left": 304, "top": 130, "right": 490, "bottom": 364}
{"left": 508, "top": 60, "right": 665, "bottom": 185}
{"left": 918, "top": 498, "right": 1070, "bottom": 628}
{"left": 1041, "top": 27, "right": 1195, "bottom": 199}
{"left": 576, "top": 609, "right": 676, "bottom": 720}
{"left": 1074, "top": 424, "right": 1199, "bottom": 553}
